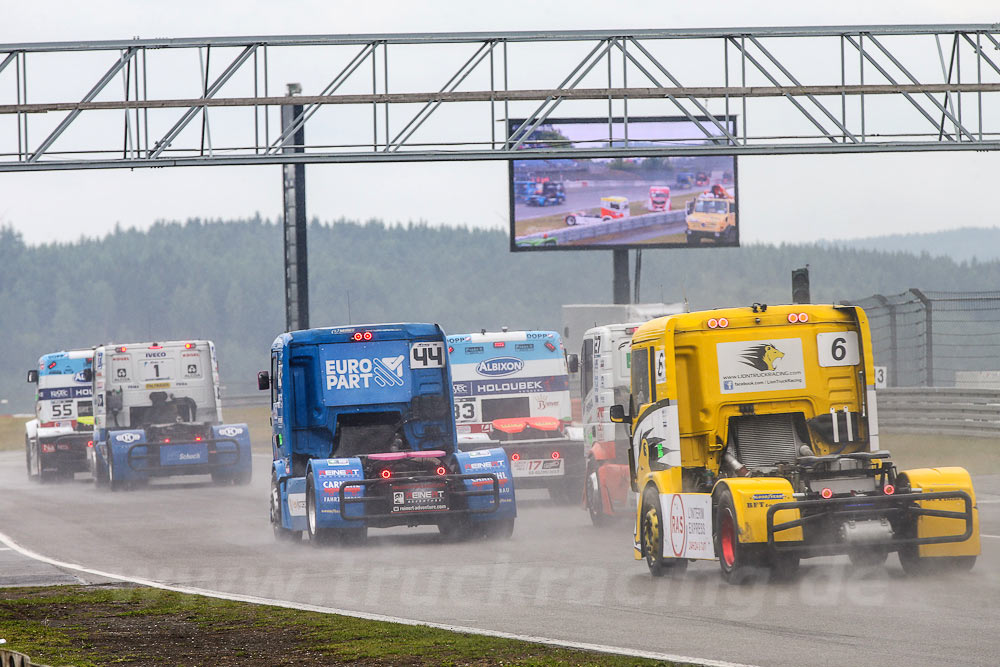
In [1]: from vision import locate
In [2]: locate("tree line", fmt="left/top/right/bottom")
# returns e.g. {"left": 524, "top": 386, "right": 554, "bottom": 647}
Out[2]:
{"left": 2, "top": 217, "right": 996, "bottom": 412}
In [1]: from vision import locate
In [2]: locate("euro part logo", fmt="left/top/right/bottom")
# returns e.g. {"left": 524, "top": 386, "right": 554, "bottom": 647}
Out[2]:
{"left": 475, "top": 356, "right": 524, "bottom": 377}
{"left": 740, "top": 344, "right": 785, "bottom": 371}
{"left": 325, "top": 355, "right": 405, "bottom": 390}
{"left": 217, "top": 426, "right": 243, "bottom": 437}
{"left": 116, "top": 432, "right": 141, "bottom": 443}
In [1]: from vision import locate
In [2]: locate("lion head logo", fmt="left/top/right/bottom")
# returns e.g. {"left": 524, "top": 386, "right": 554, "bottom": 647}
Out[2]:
{"left": 740, "top": 344, "right": 785, "bottom": 371}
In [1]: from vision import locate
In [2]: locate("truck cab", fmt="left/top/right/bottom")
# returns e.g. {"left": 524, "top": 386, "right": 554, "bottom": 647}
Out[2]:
{"left": 448, "top": 330, "right": 584, "bottom": 503}
{"left": 526, "top": 181, "right": 567, "bottom": 206}
{"left": 90, "top": 339, "right": 252, "bottom": 490}
{"left": 600, "top": 196, "right": 630, "bottom": 220}
{"left": 261, "top": 323, "right": 515, "bottom": 544}
{"left": 579, "top": 324, "right": 641, "bottom": 524}
{"left": 648, "top": 187, "right": 671, "bottom": 212}
{"left": 685, "top": 185, "right": 737, "bottom": 246}
{"left": 614, "top": 304, "right": 979, "bottom": 582}
{"left": 25, "top": 350, "right": 94, "bottom": 481}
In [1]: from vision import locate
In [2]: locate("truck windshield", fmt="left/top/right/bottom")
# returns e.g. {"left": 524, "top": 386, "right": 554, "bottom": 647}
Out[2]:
{"left": 695, "top": 200, "right": 729, "bottom": 213}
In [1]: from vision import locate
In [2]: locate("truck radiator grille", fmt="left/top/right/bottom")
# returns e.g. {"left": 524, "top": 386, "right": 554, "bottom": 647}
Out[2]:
{"left": 733, "top": 414, "right": 800, "bottom": 470}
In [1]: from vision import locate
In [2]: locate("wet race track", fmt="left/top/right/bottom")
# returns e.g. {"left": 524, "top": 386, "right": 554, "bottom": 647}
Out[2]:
{"left": 1, "top": 451, "right": 998, "bottom": 667}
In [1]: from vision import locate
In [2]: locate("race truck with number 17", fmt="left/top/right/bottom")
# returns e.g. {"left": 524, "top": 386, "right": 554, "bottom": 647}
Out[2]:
{"left": 448, "top": 330, "right": 584, "bottom": 503}
{"left": 259, "top": 323, "right": 516, "bottom": 544}
{"left": 611, "top": 304, "right": 979, "bottom": 582}
{"left": 25, "top": 350, "right": 94, "bottom": 481}
{"left": 90, "top": 339, "right": 252, "bottom": 490}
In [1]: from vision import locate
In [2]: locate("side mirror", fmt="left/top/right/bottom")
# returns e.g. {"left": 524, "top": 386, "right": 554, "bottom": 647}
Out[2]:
{"left": 81, "top": 368, "right": 93, "bottom": 383}
{"left": 566, "top": 353, "right": 579, "bottom": 374}
{"left": 26, "top": 370, "right": 38, "bottom": 384}
{"left": 257, "top": 370, "right": 271, "bottom": 391}
{"left": 609, "top": 404, "right": 630, "bottom": 424}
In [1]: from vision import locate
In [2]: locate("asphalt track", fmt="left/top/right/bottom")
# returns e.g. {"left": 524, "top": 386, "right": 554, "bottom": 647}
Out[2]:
{"left": 513, "top": 182, "right": 704, "bottom": 222}
{"left": 0, "top": 451, "right": 997, "bottom": 667}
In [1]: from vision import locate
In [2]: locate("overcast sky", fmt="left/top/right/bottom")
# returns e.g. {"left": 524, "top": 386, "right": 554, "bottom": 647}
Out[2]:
{"left": 1, "top": 1, "right": 998, "bottom": 245}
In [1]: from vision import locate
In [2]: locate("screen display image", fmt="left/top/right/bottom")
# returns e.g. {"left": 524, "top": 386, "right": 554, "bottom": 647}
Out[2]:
{"left": 508, "top": 116, "right": 738, "bottom": 251}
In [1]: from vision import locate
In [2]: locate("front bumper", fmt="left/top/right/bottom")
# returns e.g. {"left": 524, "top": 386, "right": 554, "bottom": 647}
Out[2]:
{"left": 124, "top": 437, "right": 247, "bottom": 477}
{"left": 338, "top": 473, "right": 500, "bottom": 525}
{"left": 766, "top": 490, "right": 974, "bottom": 556}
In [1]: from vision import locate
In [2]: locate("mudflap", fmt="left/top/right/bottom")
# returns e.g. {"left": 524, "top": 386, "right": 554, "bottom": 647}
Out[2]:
{"left": 306, "top": 457, "right": 367, "bottom": 530}
{"left": 108, "top": 429, "right": 150, "bottom": 484}
{"left": 899, "top": 467, "right": 980, "bottom": 559}
{"left": 212, "top": 423, "right": 253, "bottom": 479}
{"left": 455, "top": 448, "right": 516, "bottom": 526}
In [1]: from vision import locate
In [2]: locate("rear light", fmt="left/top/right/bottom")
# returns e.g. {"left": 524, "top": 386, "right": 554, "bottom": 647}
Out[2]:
{"left": 788, "top": 313, "right": 799, "bottom": 323}
{"left": 380, "top": 469, "right": 392, "bottom": 479}
{"left": 163, "top": 438, "right": 171, "bottom": 443}
{"left": 551, "top": 451, "right": 560, "bottom": 459}
{"left": 883, "top": 484, "right": 895, "bottom": 495}
{"left": 511, "top": 453, "right": 520, "bottom": 461}
{"left": 195, "top": 436, "right": 203, "bottom": 442}
{"left": 718, "top": 318, "right": 729, "bottom": 328}
{"left": 820, "top": 487, "right": 833, "bottom": 499}
{"left": 116, "top": 346, "right": 127, "bottom": 353}
{"left": 87, "top": 440, "right": 94, "bottom": 448}
{"left": 435, "top": 466, "right": 447, "bottom": 476}
{"left": 448, "top": 346, "right": 454, "bottom": 354}
{"left": 544, "top": 341, "right": 556, "bottom": 351}
{"left": 798, "top": 312, "right": 809, "bottom": 323}
{"left": 149, "top": 344, "right": 163, "bottom": 349}
{"left": 625, "top": 327, "right": 636, "bottom": 334}
{"left": 184, "top": 343, "right": 195, "bottom": 349}
{"left": 708, "top": 318, "right": 718, "bottom": 329}
{"left": 352, "top": 332, "right": 363, "bottom": 341}
{"left": 363, "top": 331, "right": 373, "bottom": 341}
{"left": 493, "top": 342, "right": 505, "bottom": 348}
{"left": 41, "top": 443, "right": 55, "bottom": 453}
{"left": 47, "top": 361, "right": 57, "bottom": 369}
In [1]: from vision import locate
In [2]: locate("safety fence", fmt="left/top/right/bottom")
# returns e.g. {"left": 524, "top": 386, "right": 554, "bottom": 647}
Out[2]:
{"left": 877, "top": 387, "right": 1000, "bottom": 438}
{"left": 850, "top": 290, "right": 1000, "bottom": 388}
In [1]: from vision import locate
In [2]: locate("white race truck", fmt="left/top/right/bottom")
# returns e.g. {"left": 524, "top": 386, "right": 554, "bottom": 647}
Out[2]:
{"left": 25, "top": 350, "right": 94, "bottom": 481}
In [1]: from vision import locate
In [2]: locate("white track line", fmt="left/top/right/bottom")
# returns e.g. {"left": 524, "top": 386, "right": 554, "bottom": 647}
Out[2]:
{"left": 0, "top": 530, "right": 753, "bottom": 667}
{"left": 982, "top": 534, "right": 1000, "bottom": 540}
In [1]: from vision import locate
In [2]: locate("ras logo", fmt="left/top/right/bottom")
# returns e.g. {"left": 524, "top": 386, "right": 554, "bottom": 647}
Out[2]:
{"left": 740, "top": 344, "right": 785, "bottom": 372}
{"left": 218, "top": 426, "right": 243, "bottom": 437}
{"left": 116, "top": 432, "right": 141, "bottom": 443}
{"left": 475, "top": 356, "right": 523, "bottom": 377}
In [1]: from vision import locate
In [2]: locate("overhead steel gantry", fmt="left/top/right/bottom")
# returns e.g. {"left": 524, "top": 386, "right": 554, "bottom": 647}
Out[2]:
{"left": 2, "top": 24, "right": 1000, "bottom": 171}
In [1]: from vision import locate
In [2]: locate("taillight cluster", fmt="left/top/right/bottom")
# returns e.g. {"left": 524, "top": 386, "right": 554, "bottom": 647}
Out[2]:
{"left": 787, "top": 312, "right": 810, "bottom": 323}
{"left": 352, "top": 331, "right": 374, "bottom": 342}
{"left": 707, "top": 317, "right": 729, "bottom": 329}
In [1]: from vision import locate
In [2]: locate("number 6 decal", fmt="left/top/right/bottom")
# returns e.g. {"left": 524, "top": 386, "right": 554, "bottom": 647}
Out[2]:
{"left": 817, "top": 331, "right": 860, "bottom": 367}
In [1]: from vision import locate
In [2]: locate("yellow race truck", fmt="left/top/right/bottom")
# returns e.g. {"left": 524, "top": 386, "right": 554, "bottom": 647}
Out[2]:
{"left": 685, "top": 185, "right": 736, "bottom": 246}
{"left": 610, "top": 303, "right": 979, "bottom": 582}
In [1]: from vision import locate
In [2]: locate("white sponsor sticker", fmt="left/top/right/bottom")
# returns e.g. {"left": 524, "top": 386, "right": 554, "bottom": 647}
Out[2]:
{"left": 817, "top": 331, "right": 860, "bottom": 367}
{"left": 660, "top": 493, "right": 715, "bottom": 560}
{"left": 655, "top": 348, "right": 666, "bottom": 384}
{"left": 511, "top": 458, "right": 564, "bottom": 477}
{"left": 873, "top": 365, "right": 887, "bottom": 389}
{"left": 410, "top": 342, "right": 445, "bottom": 368}
{"left": 717, "top": 338, "right": 806, "bottom": 394}
{"left": 288, "top": 493, "right": 307, "bottom": 517}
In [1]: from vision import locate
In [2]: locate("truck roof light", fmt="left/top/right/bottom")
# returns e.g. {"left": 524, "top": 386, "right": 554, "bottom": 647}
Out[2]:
{"left": 883, "top": 484, "right": 895, "bottom": 495}
{"left": 116, "top": 346, "right": 127, "bottom": 353}
{"left": 821, "top": 487, "right": 833, "bottom": 499}
{"left": 380, "top": 469, "right": 392, "bottom": 479}
{"left": 798, "top": 312, "right": 809, "bottom": 323}
{"left": 551, "top": 451, "right": 561, "bottom": 459}
{"left": 185, "top": 343, "right": 195, "bottom": 349}
{"left": 448, "top": 346, "right": 454, "bottom": 354}
{"left": 195, "top": 436, "right": 203, "bottom": 442}
{"left": 435, "top": 466, "right": 447, "bottom": 476}
{"left": 788, "top": 313, "right": 799, "bottom": 323}
{"left": 718, "top": 318, "right": 729, "bottom": 328}
{"left": 352, "top": 332, "right": 363, "bottom": 341}
{"left": 511, "top": 453, "right": 520, "bottom": 461}
{"left": 47, "top": 361, "right": 57, "bottom": 369}
{"left": 493, "top": 342, "right": 505, "bottom": 348}
{"left": 163, "top": 438, "right": 171, "bottom": 443}
{"left": 544, "top": 341, "right": 556, "bottom": 351}
{"left": 708, "top": 318, "right": 718, "bottom": 329}
{"left": 363, "top": 331, "right": 373, "bottom": 341}
{"left": 149, "top": 344, "right": 163, "bottom": 349}
{"left": 625, "top": 327, "right": 636, "bottom": 334}
{"left": 87, "top": 440, "right": 94, "bottom": 447}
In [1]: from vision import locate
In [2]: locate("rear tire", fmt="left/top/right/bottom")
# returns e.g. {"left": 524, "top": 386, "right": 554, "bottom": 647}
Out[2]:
{"left": 586, "top": 461, "right": 610, "bottom": 527}
{"left": 438, "top": 516, "right": 472, "bottom": 542}
{"left": 714, "top": 487, "right": 758, "bottom": 584}
{"left": 641, "top": 489, "right": 688, "bottom": 577}
{"left": 899, "top": 547, "right": 976, "bottom": 575}
{"left": 107, "top": 455, "right": 122, "bottom": 492}
{"left": 482, "top": 517, "right": 515, "bottom": 540}
{"left": 271, "top": 472, "right": 301, "bottom": 542}
{"left": 565, "top": 215, "right": 577, "bottom": 226}
{"left": 306, "top": 476, "right": 366, "bottom": 547}
{"left": 25, "top": 437, "right": 38, "bottom": 482}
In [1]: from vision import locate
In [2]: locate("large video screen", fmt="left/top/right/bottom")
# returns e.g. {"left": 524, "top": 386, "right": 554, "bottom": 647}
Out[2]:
{"left": 508, "top": 116, "right": 738, "bottom": 251}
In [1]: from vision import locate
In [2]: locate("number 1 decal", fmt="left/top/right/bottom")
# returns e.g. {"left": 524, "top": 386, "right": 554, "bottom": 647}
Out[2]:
{"left": 411, "top": 342, "right": 445, "bottom": 368}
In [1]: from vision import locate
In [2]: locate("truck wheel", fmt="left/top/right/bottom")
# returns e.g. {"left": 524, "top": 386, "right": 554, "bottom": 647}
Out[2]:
{"left": 107, "top": 456, "right": 122, "bottom": 492}
{"left": 899, "top": 547, "right": 976, "bottom": 575}
{"left": 586, "top": 461, "right": 610, "bottom": 527}
{"left": 641, "top": 489, "right": 687, "bottom": 577}
{"left": 686, "top": 233, "right": 698, "bottom": 246}
{"left": 565, "top": 215, "right": 577, "bottom": 226}
{"left": 438, "top": 516, "right": 472, "bottom": 542}
{"left": 715, "top": 488, "right": 757, "bottom": 584}
{"left": 306, "top": 476, "right": 366, "bottom": 546}
{"left": 271, "top": 473, "right": 301, "bottom": 542}
{"left": 25, "top": 437, "right": 38, "bottom": 482}
{"left": 482, "top": 518, "right": 515, "bottom": 540}
{"left": 233, "top": 467, "right": 253, "bottom": 486}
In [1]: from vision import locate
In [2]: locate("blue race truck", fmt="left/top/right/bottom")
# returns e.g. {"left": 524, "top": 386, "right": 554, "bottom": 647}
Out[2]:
{"left": 259, "top": 323, "right": 516, "bottom": 544}
{"left": 25, "top": 350, "right": 95, "bottom": 481}
{"left": 90, "top": 339, "right": 252, "bottom": 490}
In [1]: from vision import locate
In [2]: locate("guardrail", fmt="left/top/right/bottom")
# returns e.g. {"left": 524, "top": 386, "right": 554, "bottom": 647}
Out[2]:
{"left": 515, "top": 210, "right": 685, "bottom": 245}
{"left": 877, "top": 387, "right": 1000, "bottom": 437}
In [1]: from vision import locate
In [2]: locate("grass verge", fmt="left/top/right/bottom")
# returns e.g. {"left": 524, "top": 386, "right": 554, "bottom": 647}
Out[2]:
{"left": 0, "top": 584, "right": 681, "bottom": 666}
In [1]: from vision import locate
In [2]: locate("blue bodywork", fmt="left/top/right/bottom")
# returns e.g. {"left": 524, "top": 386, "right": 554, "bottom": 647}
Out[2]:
{"left": 268, "top": 323, "right": 516, "bottom": 539}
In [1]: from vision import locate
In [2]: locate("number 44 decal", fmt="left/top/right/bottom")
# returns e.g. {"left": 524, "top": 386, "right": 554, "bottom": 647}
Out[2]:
{"left": 411, "top": 342, "right": 445, "bottom": 368}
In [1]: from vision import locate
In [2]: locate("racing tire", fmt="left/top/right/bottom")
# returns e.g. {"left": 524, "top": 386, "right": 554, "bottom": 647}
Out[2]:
{"left": 899, "top": 547, "right": 976, "bottom": 575}
{"left": 25, "top": 436, "right": 39, "bottom": 482}
{"left": 94, "top": 451, "right": 109, "bottom": 487}
{"left": 849, "top": 548, "right": 889, "bottom": 568}
{"left": 306, "top": 476, "right": 366, "bottom": 547}
{"left": 482, "top": 517, "right": 515, "bottom": 540}
{"left": 685, "top": 233, "right": 699, "bottom": 246}
{"left": 586, "top": 461, "right": 610, "bottom": 527}
{"left": 271, "top": 473, "right": 301, "bottom": 543}
{"left": 210, "top": 471, "right": 231, "bottom": 485}
{"left": 233, "top": 467, "right": 253, "bottom": 486}
{"left": 107, "top": 456, "right": 123, "bottom": 492}
{"left": 641, "top": 488, "right": 688, "bottom": 578}
{"left": 437, "top": 517, "right": 472, "bottom": 542}
{"left": 565, "top": 215, "right": 577, "bottom": 226}
{"left": 714, "top": 487, "right": 759, "bottom": 584}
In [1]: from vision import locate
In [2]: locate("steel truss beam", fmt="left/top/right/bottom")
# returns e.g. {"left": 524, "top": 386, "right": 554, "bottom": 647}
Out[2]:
{"left": 2, "top": 24, "right": 1000, "bottom": 171}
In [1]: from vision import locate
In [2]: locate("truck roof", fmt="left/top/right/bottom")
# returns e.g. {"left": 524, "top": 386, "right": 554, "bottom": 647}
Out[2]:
{"left": 447, "top": 330, "right": 559, "bottom": 344}
{"left": 274, "top": 323, "right": 445, "bottom": 349}
{"left": 634, "top": 304, "right": 861, "bottom": 343}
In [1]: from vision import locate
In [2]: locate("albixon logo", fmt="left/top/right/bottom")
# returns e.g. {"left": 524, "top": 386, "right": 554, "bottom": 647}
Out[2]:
{"left": 475, "top": 356, "right": 523, "bottom": 377}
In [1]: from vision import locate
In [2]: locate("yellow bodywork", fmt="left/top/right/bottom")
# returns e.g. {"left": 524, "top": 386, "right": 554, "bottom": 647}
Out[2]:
{"left": 715, "top": 478, "right": 802, "bottom": 544}
{"left": 686, "top": 197, "right": 735, "bottom": 234}
{"left": 899, "top": 467, "right": 980, "bottom": 557}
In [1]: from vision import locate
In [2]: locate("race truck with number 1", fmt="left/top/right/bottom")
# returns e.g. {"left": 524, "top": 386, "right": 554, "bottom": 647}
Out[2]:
{"left": 25, "top": 350, "right": 95, "bottom": 481}
{"left": 260, "top": 323, "right": 516, "bottom": 544}
{"left": 611, "top": 304, "right": 979, "bottom": 582}
{"left": 90, "top": 339, "right": 252, "bottom": 490}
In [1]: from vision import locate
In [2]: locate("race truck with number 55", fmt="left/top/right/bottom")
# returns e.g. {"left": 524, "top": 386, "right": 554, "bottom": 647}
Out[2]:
{"left": 611, "top": 304, "right": 979, "bottom": 582}
{"left": 259, "top": 323, "right": 516, "bottom": 544}
{"left": 25, "top": 350, "right": 94, "bottom": 481}
{"left": 90, "top": 339, "right": 252, "bottom": 490}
